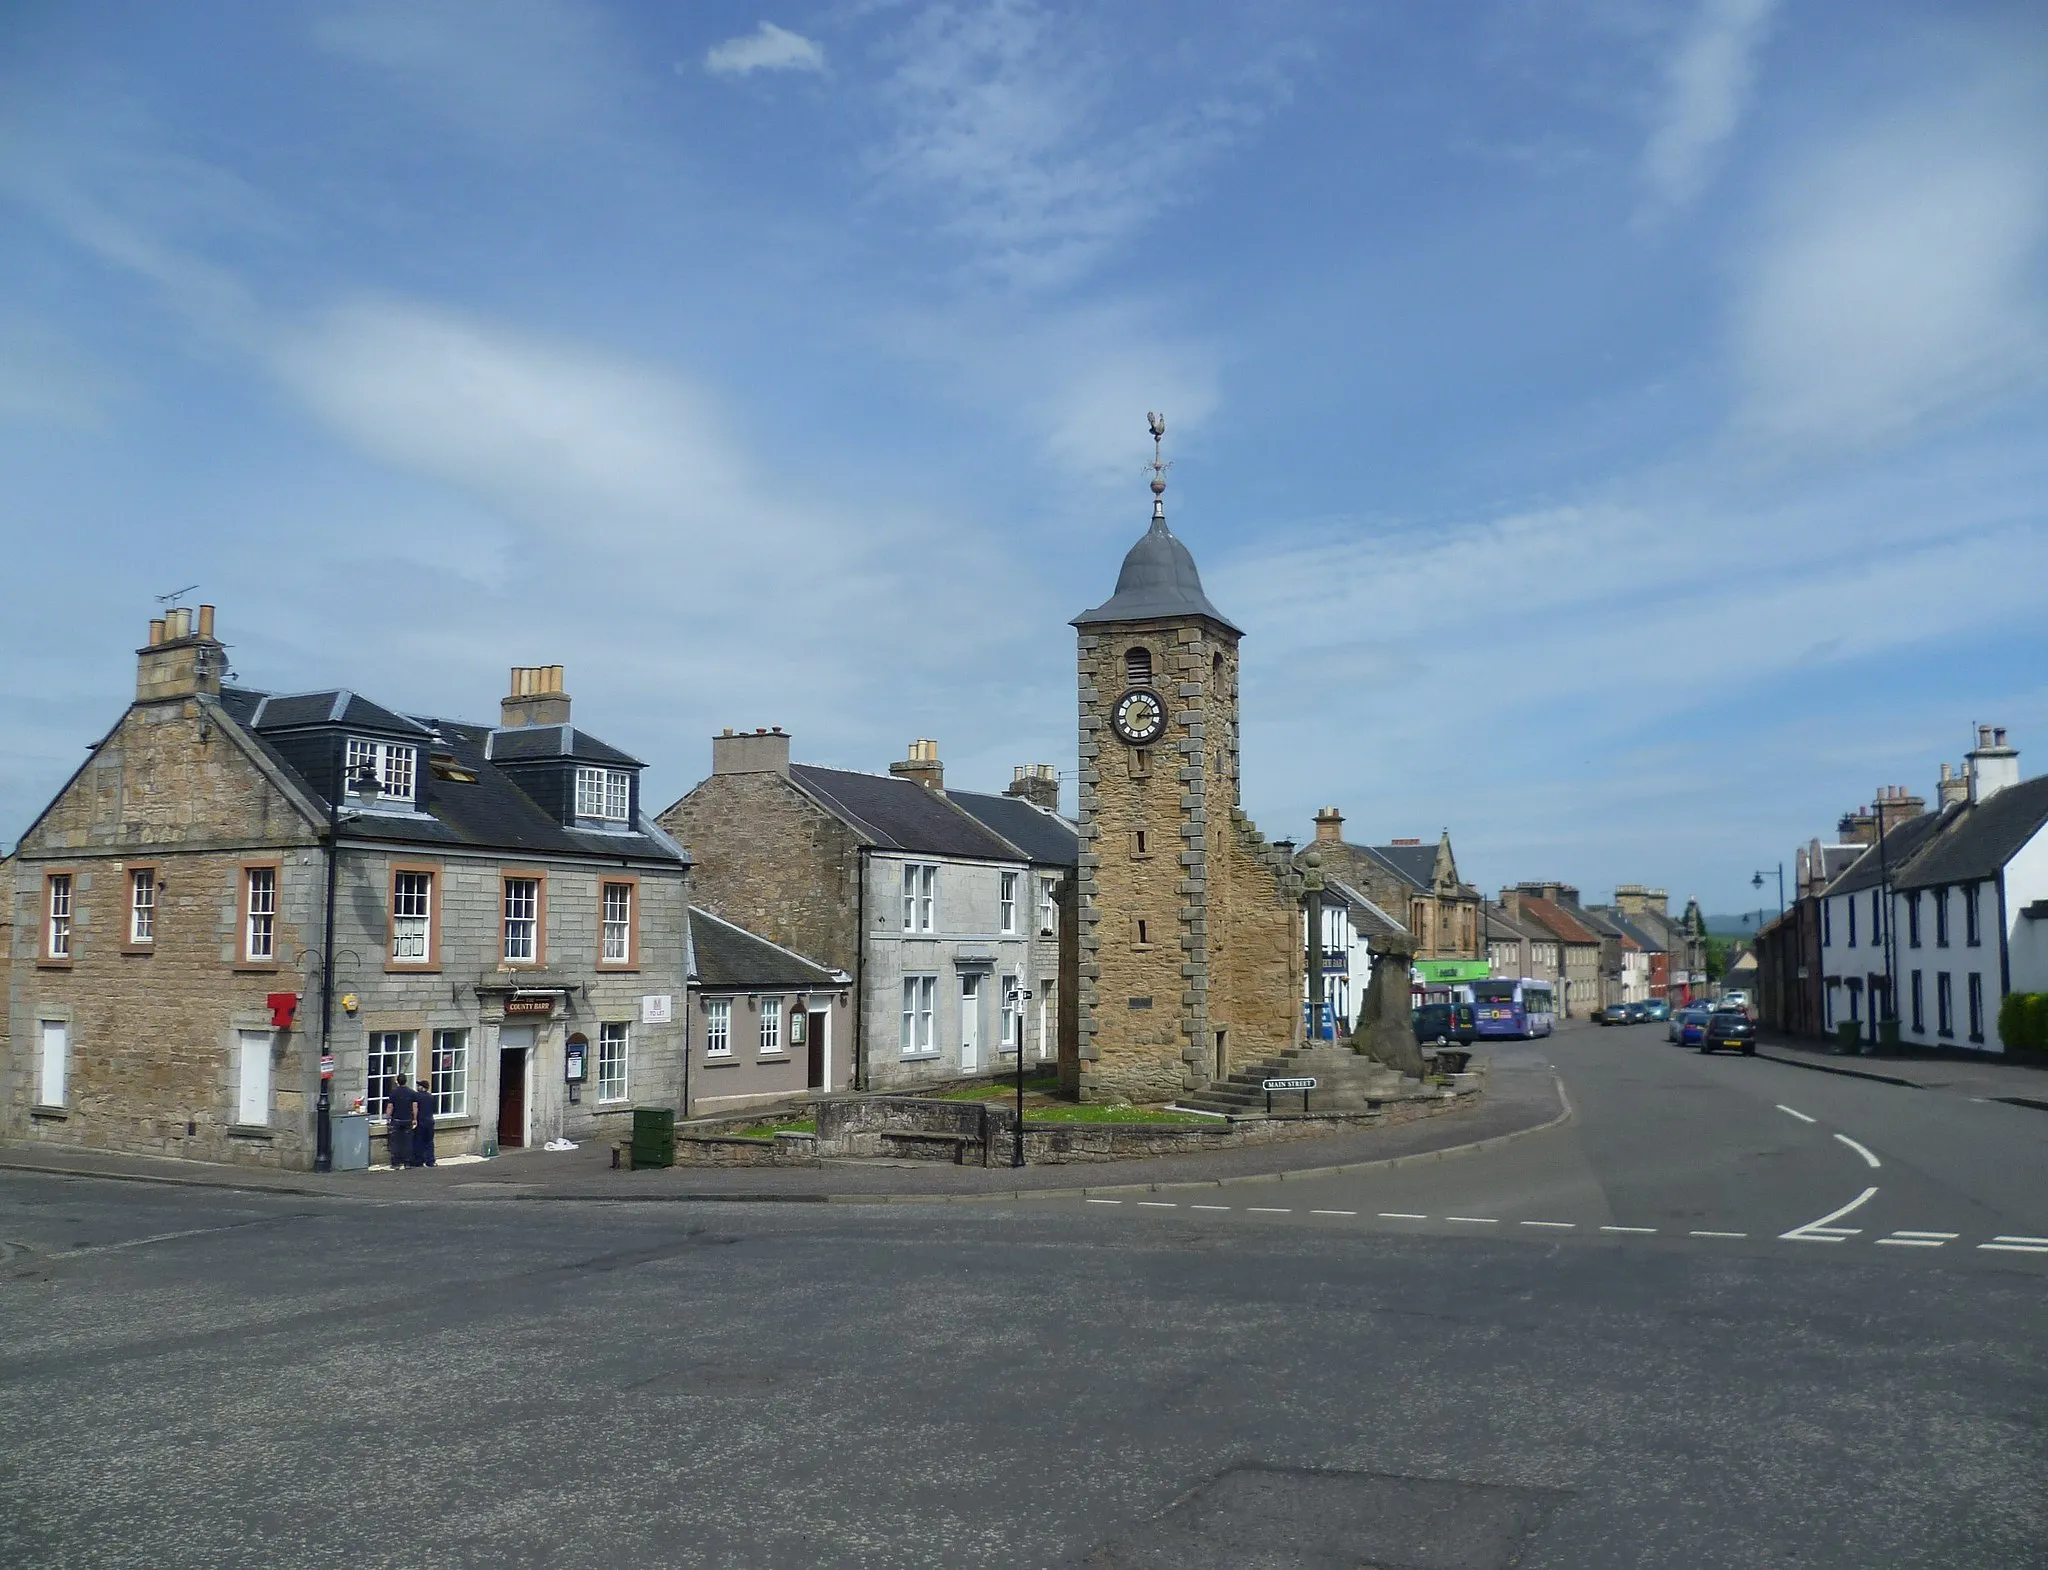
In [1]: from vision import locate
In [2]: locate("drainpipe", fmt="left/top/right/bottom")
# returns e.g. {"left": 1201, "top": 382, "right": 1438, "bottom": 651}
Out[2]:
{"left": 854, "top": 845, "right": 869, "bottom": 1091}
{"left": 316, "top": 808, "right": 339, "bottom": 1172}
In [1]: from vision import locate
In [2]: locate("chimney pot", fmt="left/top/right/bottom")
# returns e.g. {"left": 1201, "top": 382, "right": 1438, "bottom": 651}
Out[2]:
{"left": 501, "top": 665, "right": 571, "bottom": 728}
{"left": 890, "top": 739, "right": 944, "bottom": 791}
{"left": 197, "top": 604, "right": 215, "bottom": 638}
{"left": 148, "top": 618, "right": 166, "bottom": 647}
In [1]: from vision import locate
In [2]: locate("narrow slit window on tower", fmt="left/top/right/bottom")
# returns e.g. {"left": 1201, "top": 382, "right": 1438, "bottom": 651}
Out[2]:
{"left": 1127, "top": 748, "right": 1151, "bottom": 780}
{"left": 1133, "top": 829, "right": 1149, "bottom": 857}
{"left": 1125, "top": 646, "right": 1152, "bottom": 686}
{"left": 1134, "top": 917, "right": 1151, "bottom": 948}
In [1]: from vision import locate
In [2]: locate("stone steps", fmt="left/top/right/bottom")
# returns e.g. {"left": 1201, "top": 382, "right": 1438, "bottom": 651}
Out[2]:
{"left": 1179, "top": 1043, "right": 1414, "bottom": 1115}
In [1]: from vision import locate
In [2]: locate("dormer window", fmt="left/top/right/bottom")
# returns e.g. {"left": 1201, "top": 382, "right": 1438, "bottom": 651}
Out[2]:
{"left": 576, "top": 766, "right": 631, "bottom": 822}
{"left": 346, "top": 738, "right": 417, "bottom": 804}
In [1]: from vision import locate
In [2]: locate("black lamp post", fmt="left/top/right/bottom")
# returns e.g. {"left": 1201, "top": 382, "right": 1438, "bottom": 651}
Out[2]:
{"left": 1752, "top": 865, "right": 1784, "bottom": 918}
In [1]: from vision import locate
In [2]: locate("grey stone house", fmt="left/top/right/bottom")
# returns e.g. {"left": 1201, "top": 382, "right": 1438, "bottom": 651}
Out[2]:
{"left": 4, "top": 615, "right": 690, "bottom": 1171}
{"left": 685, "top": 906, "right": 851, "bottom": 1114}
{"left": 658, "top": 732, "right": 1078, "bottom": 1092}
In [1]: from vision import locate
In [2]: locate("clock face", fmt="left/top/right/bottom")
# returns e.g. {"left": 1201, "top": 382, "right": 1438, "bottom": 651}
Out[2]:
{"left": 1110, "top": 687, "right": 1167, "bottom": 746}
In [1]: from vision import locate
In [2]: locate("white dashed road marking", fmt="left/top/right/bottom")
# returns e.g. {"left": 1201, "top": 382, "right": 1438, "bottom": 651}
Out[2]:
{"left": 1690, "top": 1230, "right": 1747, "bottom": 1239}
{"left": 1190, "top": 1204, "right": 1230, "bottom": 1211}
{"left": 1780, "top": 1184, "right": 1878, "bottom": 1243}
{"left": 1520, "top": 1221, "right": 1575, "bottom": 1229}
{"left": 1085, "top": 1198, "right": 1121, "bottom": 1205}
{"left": 1832, "top": 1133, "right": 1882, "bottom": 1169}
{"left": 1379, "top": 1212, "right": 1427, "bottom": 1220}
{"left": 1600, "top": 1226, "right": 1657, "bottom": 1235}
{"left": 1246, "top": 1207, "right": 1291, "bottom": 1214}
{"left": 1776, "top": 1104, "right": 1817, "bottom": 1124}
{"left": 1137, "top": 1201, "right": 1176, "bottom": 1208}
{"left": 1445, "top": 1216, "right": 1499, "bottom": 1224}
{"left": 1310, "top": 1209, "right": 1356, "bottom": 1216}
{"left": 1981, "top": 1236, "right": 2048, "bottom": 1255}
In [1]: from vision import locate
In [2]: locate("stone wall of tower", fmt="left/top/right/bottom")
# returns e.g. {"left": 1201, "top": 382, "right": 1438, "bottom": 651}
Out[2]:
{"left": 1072, "top": 618, "right": 1301, "bottom": 1102}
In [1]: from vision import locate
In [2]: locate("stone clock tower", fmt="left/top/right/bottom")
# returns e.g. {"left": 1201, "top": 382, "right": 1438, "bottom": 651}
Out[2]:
{"left": 1068, "top": 416, "right": 1303, "bottom": 1103}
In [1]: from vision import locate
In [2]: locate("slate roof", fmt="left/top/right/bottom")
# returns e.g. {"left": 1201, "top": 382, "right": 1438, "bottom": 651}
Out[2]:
{"left": 1482, "top": 903, "right": 1539, "bottom": 943}
{"left": 247, "top": 690, "right": 431, "bottom": 736}
{"left": 688, "top": 907, "right": 846, "bottom": 990}
{"left": 1073, "top": 512, "right": 1242, "bottom": 633}
{"left": 789, "top": 765, "right": 1022, "bottom": 861}
{"left": 1822, "top": 809, "right": 1955, "bottom": 897}
{"left": 1591, "top": 909, "right": 1665, "bottom": 952}
{"left": 487, "top": 723, "right": 642, "bottom": 768}
{"left": 1891, "top": 776, "right": 2048, "bottom": 891}
{"left": 1363, "top": 843, "right": 1440, "bottom": 890}
{"left": 945, "top": 789, "right": 1079, "bottom": 868}
{"left": 215, "top": 688, "right": 686, "bottom": 866}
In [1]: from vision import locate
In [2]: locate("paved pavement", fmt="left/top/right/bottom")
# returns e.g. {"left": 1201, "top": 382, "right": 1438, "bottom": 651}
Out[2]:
{"left": 1, "top": 1019, "right": 2042, "bottom": 1569}
{"left": 0, "top": 1067, "right": 1563, "bottom": 1201}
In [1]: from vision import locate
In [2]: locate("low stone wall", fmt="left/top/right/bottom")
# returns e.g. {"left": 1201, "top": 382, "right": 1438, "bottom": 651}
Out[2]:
{"left": 667, "top": 1076, "right": 1482, "bottom": 1168}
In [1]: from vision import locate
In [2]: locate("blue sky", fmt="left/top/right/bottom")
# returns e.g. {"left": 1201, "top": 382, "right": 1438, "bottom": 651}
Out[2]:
{"left": 2, "top": 1, "right": 2044, "bottom": 917}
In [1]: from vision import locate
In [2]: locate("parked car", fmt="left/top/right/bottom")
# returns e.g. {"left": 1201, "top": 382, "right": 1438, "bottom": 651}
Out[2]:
{"left": 1412, "top": 1003, "right": 1474, "bottom": 1044}
{"left": 1643, "top": 999, "right": 1671, "bottom": 1022}
{"left": 1670, "top": 1004, "right": 1711, "bottom": 1043}
{"left": 1626, "top": 1001, "right": 1651, "bottom": 1023}
{"left": 1596, "top": 1002, "right": 1634, "bottom": 1026}
{"left": 1700, "top": 1010, "right": 1758, "bottom": 1055}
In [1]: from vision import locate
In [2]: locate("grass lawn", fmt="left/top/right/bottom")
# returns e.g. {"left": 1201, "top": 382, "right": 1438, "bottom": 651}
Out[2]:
{"left": 1022, "top": 1103, "right": 1215, "bottom": 1125}
{"left": 934, "top": 1076, "right": 1062, "bottom": 1102}
{"left": 724, "top": 1117, "right": 817, "bottom": 1139}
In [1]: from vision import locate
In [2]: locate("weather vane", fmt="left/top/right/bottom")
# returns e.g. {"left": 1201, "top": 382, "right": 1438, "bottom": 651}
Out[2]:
{"left": 1145, "top": 411, "right": 1170, "bottom": 508}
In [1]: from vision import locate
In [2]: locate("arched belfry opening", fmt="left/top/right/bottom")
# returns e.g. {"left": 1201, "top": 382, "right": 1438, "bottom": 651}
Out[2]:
{"left": 1125, "top": 646, "right": 1153, "bottom": 687}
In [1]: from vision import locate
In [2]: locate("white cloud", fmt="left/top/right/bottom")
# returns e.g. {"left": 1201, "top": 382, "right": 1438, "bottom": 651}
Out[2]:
{"left": 868, "top": 1, "right": 1306, "bottom": 290}
{"left": 1642, "top": 0, "right": 1777, "bottom": 209}
{"left": 704, "top": 21, "right": 825, "bottom": 77}
{"left": 1730, "top": 97, "right": 2048, "bottom": 450}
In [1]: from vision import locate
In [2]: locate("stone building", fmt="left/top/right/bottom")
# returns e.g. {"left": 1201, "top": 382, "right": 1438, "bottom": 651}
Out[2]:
{"left": 685, "top": 906, "right": 852, "bottom": 1114}
{"left": 658, "top": 732, "right": 1076, "bottom": 1093}
{"left": 1310, "top": 811, "right": 1484, "bottom": 968}
{"left": 1069, "top": 455, "right": 1303, "bottom": 1102}
{"left": 1499, "top": 887, "right": 1602, "bottom": 1019}
{"left": 4, "top": 616, "right": 690, "bottom": 1170}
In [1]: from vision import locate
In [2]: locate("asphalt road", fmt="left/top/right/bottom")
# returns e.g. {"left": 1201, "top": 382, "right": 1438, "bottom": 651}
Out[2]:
{"left": 1, "top": 1021, "right": 2043, "bottom": 1569}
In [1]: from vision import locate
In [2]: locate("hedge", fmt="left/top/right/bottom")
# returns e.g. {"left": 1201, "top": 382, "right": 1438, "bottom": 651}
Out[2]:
{"left": 1997, "top": 992, "right": 2048, "bottom": 1053}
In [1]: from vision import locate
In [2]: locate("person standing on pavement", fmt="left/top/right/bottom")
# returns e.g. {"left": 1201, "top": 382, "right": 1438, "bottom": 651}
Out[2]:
{"left": 385, "top": 1074, "right": 413, "bottom": 1170}
{"left": 411, "top": 1071, "right": 437, "bottom": 1168}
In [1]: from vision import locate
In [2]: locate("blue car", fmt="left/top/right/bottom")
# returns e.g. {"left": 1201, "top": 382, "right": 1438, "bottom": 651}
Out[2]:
{"left": 1673, "top": 1005, "right": 1712, "bottom": 1046}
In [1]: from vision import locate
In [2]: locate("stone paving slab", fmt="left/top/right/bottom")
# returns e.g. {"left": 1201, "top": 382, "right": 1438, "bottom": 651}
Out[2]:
{"left": 0, "top": 1069, "right": 1567, "bottom": 1203}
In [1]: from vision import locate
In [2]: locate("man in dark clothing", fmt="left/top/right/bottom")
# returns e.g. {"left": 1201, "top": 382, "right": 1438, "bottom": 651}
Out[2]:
{"left": 411, "top": 1072, "right": 437, "bottom": 1168}
{"left": 385, "top": 1074, "right": 413, "bottom": 1170}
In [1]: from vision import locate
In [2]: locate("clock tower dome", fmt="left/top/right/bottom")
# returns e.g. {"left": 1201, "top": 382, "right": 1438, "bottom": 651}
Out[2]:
{"left": 1068, "top": 416, "right": 1303, "bottom": 1102}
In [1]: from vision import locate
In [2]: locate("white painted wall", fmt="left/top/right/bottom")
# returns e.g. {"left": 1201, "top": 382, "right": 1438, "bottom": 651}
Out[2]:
{"left": 2005, "top": 821, "right": 2048, "bottom": 999}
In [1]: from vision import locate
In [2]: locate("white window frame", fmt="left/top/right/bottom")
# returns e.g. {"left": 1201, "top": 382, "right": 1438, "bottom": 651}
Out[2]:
{"left": 1000, "top": 871, "right": 1018, "bottom": 934}
{"left": 244, "top": 866, "right": 276, "bottom": 962}
{"left": 346, "top": 737, "right": 417, "bottom": 804}
{"left": 1000, "top": 974, "right": 1021, "bottom": 1052}
{"left": 759, "top": 997, "right": 782, "bottom": 1056}
{"left": 576, "top": 766, "right": 632, "bottom": 823}
{"left": 391, "top": 871, "right": 433, "bottom": 962}
{"left": 704, "top": 998, "right": 732, "bottom": 1057}
{"left": 900, "top": 974, "right": 936, "bottom": 1057}
{"left": 47, "top": 873, "right": 72, "bottom": 960}
{"left": 503, "top": 877, "right": 539, "bottom": 964}
{"left": 1038, "top": 874, "right": 1057, "bottom": 935}
{"left": 601, "top": 882, "right": 633, "bottom": 964}
{"left": 432, "top": 1028, "right": 470, "bottom": 1118}
{"left": 130, "top": 868, "right": 156, "bottom": 944}
{"left": 367, "top": 1030, "right": 417, "bottom": 1120}
{"left": 901, "top": 863, "right": 937, "bottom": 932}
{"left": 597, "top": 1021, "right": 629, "bottom": 1102}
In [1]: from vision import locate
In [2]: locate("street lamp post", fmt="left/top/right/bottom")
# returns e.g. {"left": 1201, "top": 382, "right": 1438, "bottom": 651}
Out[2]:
{"left": 316, "top": 763, "right": 381, "bottom": 1172}
{"left": 1751, "top": 864, "right": 1784, "bottom": 919}
{"left": 1012, "top": 986, "right": 1032, "bottom": 1169}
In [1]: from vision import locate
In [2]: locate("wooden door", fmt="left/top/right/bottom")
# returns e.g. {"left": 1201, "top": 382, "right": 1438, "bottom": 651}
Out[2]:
{"left": 806, "top": 1012, "right": 828, "bottom": 1090}
{"left": 498, "top": 1047, "right": 528, "bottom": 1148}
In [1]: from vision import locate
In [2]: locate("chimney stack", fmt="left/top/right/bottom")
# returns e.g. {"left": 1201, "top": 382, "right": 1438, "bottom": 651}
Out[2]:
{"left": 1937, "top": 761, "right": 1970, "bottom": 809}
{"left": 1872, "top": 783, "right": 1926, "bottom": 836}
{"left": 1967, "top": 724, "right": 2019, "bottom": 804}
{"left": 711, "top": 726, "right": 791, "bottom": 776}
{"left": 890, "top": 738, "right": 943, "bottom": 791}
{"left": 1005, "top": 764, "right": 1060, "bottom": 812}
{"left": 136, "top": 603, "right": 224, "bottom": 703}
{"left": 1313, "top": 806, "right": 1345, "bottom": 845}
{"left": 500, "top": 666, "right": 570, "bottom": 729}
